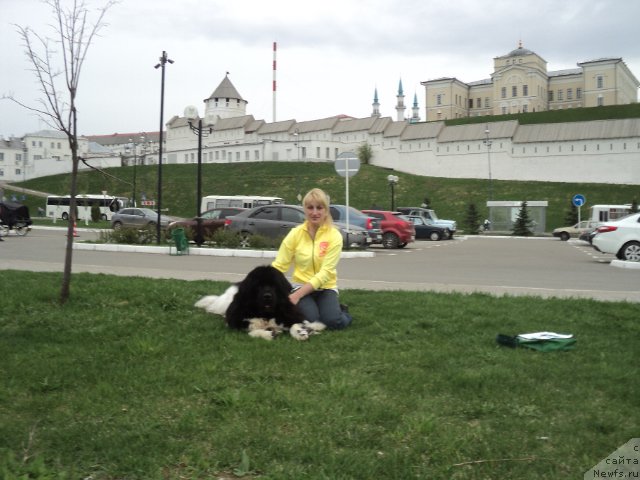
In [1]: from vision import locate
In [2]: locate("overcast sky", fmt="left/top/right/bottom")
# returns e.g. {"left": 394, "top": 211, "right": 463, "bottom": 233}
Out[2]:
{"left": 2, "top": 0, "right": 639, "bottom": 139}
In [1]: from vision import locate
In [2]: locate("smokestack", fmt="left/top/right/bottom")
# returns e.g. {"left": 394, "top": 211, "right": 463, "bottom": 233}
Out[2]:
{"left": 272, "top": 41, "right": 277, "bottom": 123}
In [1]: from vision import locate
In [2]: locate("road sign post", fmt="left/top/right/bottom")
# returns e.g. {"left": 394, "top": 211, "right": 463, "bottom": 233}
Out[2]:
{"left": 572, "top": 194, "right": 586, "bottom": 225}
{"left": 334, "top": 152, "right": 360, "bottom": 239}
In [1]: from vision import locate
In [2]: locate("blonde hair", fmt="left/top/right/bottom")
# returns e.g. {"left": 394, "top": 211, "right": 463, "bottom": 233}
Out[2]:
{"left": 303, "top": 188, "right": 333, "bottom": 226}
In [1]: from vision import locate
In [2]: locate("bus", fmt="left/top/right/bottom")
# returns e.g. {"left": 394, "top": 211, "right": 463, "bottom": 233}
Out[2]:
{"left": 589, "top": 204, "right": 632, "bottom": 222}
{"left": 46, "top": 194, "right": 129, "bottom": 221}
{"left": 200, "top": 195, "right": 284, "bottom": 213}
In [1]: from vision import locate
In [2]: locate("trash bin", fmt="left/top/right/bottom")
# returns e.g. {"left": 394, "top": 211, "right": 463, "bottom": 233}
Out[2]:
{"left": 169, "top": 227, "right": 189, "bottom": 255}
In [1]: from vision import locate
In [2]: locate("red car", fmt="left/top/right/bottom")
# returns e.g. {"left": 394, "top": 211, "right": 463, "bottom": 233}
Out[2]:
{"left": 361, "top": 210, "right": 415, "bottom": 249}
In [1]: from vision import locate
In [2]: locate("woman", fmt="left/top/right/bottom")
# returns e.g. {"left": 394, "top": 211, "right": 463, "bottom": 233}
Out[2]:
{"left": 271, "top": 188, "right": 352, "bottom": 329}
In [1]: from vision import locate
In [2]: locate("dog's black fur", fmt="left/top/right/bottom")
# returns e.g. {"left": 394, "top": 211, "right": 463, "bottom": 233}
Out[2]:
{"left": 225, "top": 265, "right": 305, "bottom": 330}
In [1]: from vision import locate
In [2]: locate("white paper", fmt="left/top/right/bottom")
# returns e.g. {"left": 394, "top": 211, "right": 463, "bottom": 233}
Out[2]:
{"left": 517, "top": 331, "right": 574, "bottom": 340}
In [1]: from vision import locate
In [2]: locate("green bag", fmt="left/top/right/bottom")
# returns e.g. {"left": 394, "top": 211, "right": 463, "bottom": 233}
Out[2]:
{"left": 497, "top": 332, "right": 576, "bottom": 352}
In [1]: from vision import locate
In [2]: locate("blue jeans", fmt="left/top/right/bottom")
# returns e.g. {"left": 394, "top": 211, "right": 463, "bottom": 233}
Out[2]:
{"left": 296, "top": 289, "right": 352, "bottom": 330}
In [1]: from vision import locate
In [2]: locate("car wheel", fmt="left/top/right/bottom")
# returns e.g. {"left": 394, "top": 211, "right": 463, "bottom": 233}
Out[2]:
{"left": 382, "top": 232, "right": 399, "bottom": 249}
{"left": 62, "top": 212, "right": 69, "bottom": 221}
{"left": 100, "top": 213, "right": 108, "bottom": 221}
{"left": 112, "top": 221, "right": 122, "bottom": 230}
{"left": 560, "top": 232, "right": 570, "bottom": 241}
{"left": 429, "top": 231, "right": 441, "bottom": 241}
{"left": 620, "top": 241, "right": 640, "bottom": 262}
{"left": 443, "top": 229, "right": 451, "bottom": 239}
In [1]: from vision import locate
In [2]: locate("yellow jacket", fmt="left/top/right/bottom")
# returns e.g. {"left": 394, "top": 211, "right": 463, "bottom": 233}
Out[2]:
{"left": 272, "top": 221, "right": 343, "bottom": 290}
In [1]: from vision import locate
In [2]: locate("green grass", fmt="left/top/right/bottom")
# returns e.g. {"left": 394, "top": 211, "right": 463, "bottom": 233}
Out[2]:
{"left": 445, "top": 103, "right": 640, "bottom": 126}
{"left": 11, "top": 162, "right": 640, "bottom": 233}
{"left": 1, "top": 270, "right": 638, "bottom": 479}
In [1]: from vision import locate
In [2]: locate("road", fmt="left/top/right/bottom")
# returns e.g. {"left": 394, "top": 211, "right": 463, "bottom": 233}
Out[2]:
{"left": 1, "top": 227, "right": 639, "bottom": 303}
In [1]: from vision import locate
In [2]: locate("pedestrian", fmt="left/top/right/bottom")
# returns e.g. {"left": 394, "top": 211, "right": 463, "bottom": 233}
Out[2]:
{"left": 271, "top": 188, "right": 352, "bottom": 329}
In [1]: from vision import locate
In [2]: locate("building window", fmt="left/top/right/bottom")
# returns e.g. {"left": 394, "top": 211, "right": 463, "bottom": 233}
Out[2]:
{"left": 558, "top": 89, "right": 564, "bottom": 101}
{"left": 436, "top": 94, "right": 442, "bottom": 105}
{"left": 597, "top": 75, "right": 604, "bottom": 89}
{"left": 523, "top": 85, "right": 528, "bottom": 96}
{"left": 567, "top": 88, "right": 573, "bottom": 100}
{"left": 476, "top": 98, "right": 481, "bottom": 108}
{"left": 484, "top": 97, "right": 490, "bottom": 108}
{"left": 0, "top": 153, "right": 3, "bottom": 161}
{"left": 254, "top": 150, "right": 260, "bottom": 160}
{"left": 245, "top": 150, "right": 250, "bottom": 161}
{"left": 326, "top": 147, "right": 330, "bottom": 159}
{"left": 577, "top": 88, "right": 582, "bottom": 99}
{"left": 512, "top": 86, "right": 517, "bottom": 97}
{"left": 501, "top": 106, "right": 507, "bottom": 114}
{"left": 523, "top": 105, "right": 528, "bottom": 113}
{"left": 548, "top": 90, "right": 554, "bottom": 101}
{"left": 501, "top": 87, "right": 506, "bottom": 99}
{"left": 597, "top": 95, "right": 604, "bottom": 106}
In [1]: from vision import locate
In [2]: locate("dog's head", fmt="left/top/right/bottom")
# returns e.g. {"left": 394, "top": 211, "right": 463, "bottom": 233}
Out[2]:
{"left": 235, "top": 265, "right": 293, "bottom": 317}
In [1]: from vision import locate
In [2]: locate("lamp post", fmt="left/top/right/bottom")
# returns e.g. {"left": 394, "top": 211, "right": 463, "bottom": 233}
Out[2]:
{"left": 21, "top": 141, "right": 27, "bottom": 198}
{"left": 185, "top": 106, "right": 212, "bottom": 247}
{"left": 293, "top": 128, "right": 301, "bottom": 202}
{"left": 387, "top": 174, "right": 399, "bottom": 211}
{"left": 154, "top": 50, "right": 173, "bottom": 244}
{"left": 128, "top": 135, "right": 145, "bottom": 207}
{"left": 483, "top": 125, "right": 493, "bottom": 201}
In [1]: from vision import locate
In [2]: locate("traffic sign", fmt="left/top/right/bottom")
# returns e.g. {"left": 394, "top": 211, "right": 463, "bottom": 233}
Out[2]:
{"left": 335, "top": 152, "right": 360, "bottom": 178}
{"left": 572, "top": 194, "right": 586, "bottom": 207}
{"left": 141, "top": 200, "right": 156, "bottom": 206}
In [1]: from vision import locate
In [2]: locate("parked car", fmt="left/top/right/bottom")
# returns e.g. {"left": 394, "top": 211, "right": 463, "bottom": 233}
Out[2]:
{"left": 361, "top": 209, "right": 415, "bottom": 248}
{"left": 552, "top": 220, "right": 601, "bottom": 241}
{"left": 406, "top": 215, "right": 448, "bottom": 241}
{"left": 396, "top": 207, "right": 456, "bottom": 238}
{"left": 167, "top": 207, "right": 245, "bottom": 237}
{"left": 224, "top": 204, "right": 370, "bottom": 248}
{"left": 329, "top": 205, "right": 383, "bottom": 244}
{"left": 111, "top": 208, "right": 179, "bottom": 230}
{"left": 592, "top": 213, "right": 640, "bottom": 261}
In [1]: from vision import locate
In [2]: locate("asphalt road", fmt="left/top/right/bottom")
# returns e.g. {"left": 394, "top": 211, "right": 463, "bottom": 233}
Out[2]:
{"left": 1, "top": 227, "right": 639, "bottom": 303}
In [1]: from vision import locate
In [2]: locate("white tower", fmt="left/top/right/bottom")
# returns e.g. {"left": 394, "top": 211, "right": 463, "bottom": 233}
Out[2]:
{"left": 395, "top": 78, "right": 406, "bottom": 121}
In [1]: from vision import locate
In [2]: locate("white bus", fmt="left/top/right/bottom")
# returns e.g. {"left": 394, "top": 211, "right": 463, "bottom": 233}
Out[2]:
{"left": 46, "top": 194, "right": 128, "bottom": 221}
{"left": 589, "top": 204, "right": 632, "bottom": 222}
{"left": 200, "top": 195, "right": 284, "bottom": 213}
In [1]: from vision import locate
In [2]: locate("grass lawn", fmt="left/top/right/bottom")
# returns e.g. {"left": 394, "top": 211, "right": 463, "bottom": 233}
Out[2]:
{"left": 0, "top": 270, "right": 638, "bottom": 479}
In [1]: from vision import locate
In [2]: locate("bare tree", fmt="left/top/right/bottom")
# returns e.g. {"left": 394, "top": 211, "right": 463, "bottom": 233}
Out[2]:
{"left": 7, "top": 0, "right": 115, "bottom": 303}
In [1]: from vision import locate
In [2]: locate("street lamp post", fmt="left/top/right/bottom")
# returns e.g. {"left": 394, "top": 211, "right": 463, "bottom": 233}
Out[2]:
{"left": 387, "top": 175, "right": 399, "bottom": 211}
{"left": 483, "top": 125, "right": 493, "bottom": 201}
{"left": 185, "top": 106, "right": 212, "bottom": 247}
{"left": 128, "top": 135, "right": 145, "bottom": 207}
{"left": 154, "top": 50, "right": 173, "bottom": 244}
{"left": 21, "top": 141, "right": 27, "bottom": 198}
{"left": 293, "top": 128, "right": 301, "bottom": 202}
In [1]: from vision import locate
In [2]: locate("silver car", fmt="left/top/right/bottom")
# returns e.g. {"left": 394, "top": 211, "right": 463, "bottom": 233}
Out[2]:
{"left": 111, "top": 208, "right": 177, "bottom": 230}
{"left": 224, "top": 204, "right": 370, "bottom": 248}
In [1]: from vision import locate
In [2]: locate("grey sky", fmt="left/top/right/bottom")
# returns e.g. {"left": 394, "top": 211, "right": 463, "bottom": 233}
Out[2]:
{"left": 1, "top": 0, "right": 639, "bottom": 138}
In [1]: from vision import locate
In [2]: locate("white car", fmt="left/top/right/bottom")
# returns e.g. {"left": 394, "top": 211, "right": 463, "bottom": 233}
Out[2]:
{"left": 592, "top": 213, "right": 640, "bottom": 261}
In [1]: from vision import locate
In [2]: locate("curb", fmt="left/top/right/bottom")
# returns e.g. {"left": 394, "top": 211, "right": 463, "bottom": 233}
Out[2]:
{"left": 72, "top": 242, "right": 375, "bottom": 258}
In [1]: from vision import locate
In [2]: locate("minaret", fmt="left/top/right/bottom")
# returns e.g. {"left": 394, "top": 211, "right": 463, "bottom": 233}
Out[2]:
{"left": 372, "top": 87, "right": 380, "bottom": 117}
{"left": 395, "top": 78, "right": 406, "bottom": 121}
{"left": 411, "top": 92, "right": 420, "bottom": 123}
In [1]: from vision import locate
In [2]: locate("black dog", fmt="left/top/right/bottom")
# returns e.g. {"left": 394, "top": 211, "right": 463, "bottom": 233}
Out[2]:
{"left": 195, "top": 265, "right": 325, "bottom": 340}
{"left": 225, "top": 265, "right": 304, "bottom": 330}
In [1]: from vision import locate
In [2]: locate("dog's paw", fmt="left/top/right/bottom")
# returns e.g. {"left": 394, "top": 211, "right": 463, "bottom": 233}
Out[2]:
{"left": 289, "top": 323, "right": 311, "bottom": 341}
{"left": 248, "top": 329, "right": 276, "bottom": 340}
{"left": 303, "top": 320, "right": 326, "bottom": 334}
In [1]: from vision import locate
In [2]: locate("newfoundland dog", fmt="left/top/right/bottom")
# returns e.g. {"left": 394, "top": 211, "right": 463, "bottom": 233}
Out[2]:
{"left": 195, "top": 265, "right": 325, "bottom": 340}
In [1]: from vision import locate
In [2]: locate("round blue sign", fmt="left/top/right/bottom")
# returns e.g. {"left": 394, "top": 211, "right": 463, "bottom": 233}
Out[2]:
{"left": 572, "top": 194, "right": 586, "bottom": 207}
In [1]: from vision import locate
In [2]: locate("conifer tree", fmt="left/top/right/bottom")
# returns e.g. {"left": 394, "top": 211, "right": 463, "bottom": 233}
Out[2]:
{"left": 465, "top": 203, "right": 481, "bottom": 235}
{"left": 512, "top": 201, "right": 534, "bottom": 236}
{"left": 564, "top": 201, "right": 579, "bottom": 225}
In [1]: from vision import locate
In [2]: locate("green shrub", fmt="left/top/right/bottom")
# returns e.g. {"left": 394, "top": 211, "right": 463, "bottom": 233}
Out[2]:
{"left": 101, "top": 226, "right": 159, "bottom": 244}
